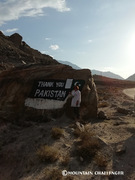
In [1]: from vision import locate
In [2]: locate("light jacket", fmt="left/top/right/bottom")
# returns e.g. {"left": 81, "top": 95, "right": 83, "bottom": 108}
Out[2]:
{"left": 71, "top": 90, "right": 81, "bottom": 107}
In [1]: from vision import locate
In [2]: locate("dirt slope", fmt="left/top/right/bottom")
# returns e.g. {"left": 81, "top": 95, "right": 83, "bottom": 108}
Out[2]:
{"left": 0, "top": 84, "right": 135, "bottom": 180}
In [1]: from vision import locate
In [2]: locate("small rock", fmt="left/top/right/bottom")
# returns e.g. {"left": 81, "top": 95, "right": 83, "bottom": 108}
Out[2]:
{"left": 117, "top": 107, "right": 130, "bottom": 115}
{"left": 63, "top": 143, "right": 71, "bottom": 149}
{"left": 75, "top": 121, "right": 85, "bottom": 132}
{"left": 115, "top": 144, "right": 126, "bottom": 155}
{"left": 80, "top": 156, "right": 84, "bottom": 162}
{"left": 98, "top": 111, "right": 107, "bottom": 119}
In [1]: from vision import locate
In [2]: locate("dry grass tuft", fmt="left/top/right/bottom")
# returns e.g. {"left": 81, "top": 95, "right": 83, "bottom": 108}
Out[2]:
{"left": 80, "top": 130, "right": 95, "bottom": 141}
{"left": 94, "top": 152, "right": 108, "bottom": 168}
{"left": 51, "top": 127, "right": 64, "bottom": 139}
{"left": 73, "top": 127, "right": 82, "bottom": 137}
{"left": 45, "top": 168, "right": 63, "bottom": 180}
{"left": 37, "top": 145, "right": 59, "bottom": 162}
{"left": 78, "top": 137, "right": 101, "bottom": 161}
{"left": 75, "top": 130, "right": 101, "bottom": 161}
{"left": 74, "top": 125, "right": 95, "bottom": 138}
{"left": 61, "top": 154, "right": 70, "bottom": 166}
{"left": 45, "top": 168, "right": 73, "bottom": 180}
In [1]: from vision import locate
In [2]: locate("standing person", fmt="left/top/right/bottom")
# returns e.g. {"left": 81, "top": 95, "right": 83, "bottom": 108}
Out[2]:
{"left": 71, "top": 85, "right": 81, "bottom": 119}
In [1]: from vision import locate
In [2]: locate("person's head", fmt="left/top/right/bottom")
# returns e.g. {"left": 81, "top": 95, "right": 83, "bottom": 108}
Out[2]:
{"left": 74, "top": 85, "right": 79, "bottom": 91}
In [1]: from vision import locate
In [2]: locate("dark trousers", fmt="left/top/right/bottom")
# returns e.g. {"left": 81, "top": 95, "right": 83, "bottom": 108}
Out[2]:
{"left": 73, "top": 107, "right": 80, "bottom": 119}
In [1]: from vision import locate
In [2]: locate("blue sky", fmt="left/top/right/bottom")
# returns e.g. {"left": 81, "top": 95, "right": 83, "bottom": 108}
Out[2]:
{"left": 1, "top": 0, "right": 135, "bottom": 79}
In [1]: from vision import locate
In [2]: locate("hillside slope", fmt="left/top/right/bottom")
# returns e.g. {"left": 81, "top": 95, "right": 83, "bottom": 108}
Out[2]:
{"left": 0, "top": 31, "right": 59, "bottom": 71}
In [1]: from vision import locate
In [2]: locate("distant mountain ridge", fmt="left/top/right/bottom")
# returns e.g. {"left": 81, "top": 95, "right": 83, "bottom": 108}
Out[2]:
{"left": 59, "top": 60, "right": 124, "bottom": 80}
{"left": 126, "top": 73, "right": 135, "bottom": 81}
{"left": 58, "top": 60, "right": 81, "bottom": 69}
{"left": 0, "top": 31, "right": 134, "bottom": 81}
{"left": 91, "top": 69, "right": 124, "bottom": 80}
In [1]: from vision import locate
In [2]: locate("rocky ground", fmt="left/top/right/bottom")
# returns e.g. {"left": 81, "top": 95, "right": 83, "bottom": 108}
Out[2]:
{"left": 0, "top": 32, "right": 135, "bottom": 180}
{"left": 0, "top": 85, "right": 135, "bottom": 180}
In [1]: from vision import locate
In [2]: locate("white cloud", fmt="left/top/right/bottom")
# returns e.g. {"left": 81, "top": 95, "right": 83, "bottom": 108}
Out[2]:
{"left": 49, "top": 44, "right": 59, "bottom": 50}
{"left": 45, "top": 37, "right": 51, "bottom": 41}
{"left": 0, "top": 0, "right": 70, "bottom": 26}
{"left": 5, "top": 28, "right": 18, "bottom": 33}
{"left": 88, "top": 39, "right": 93, "bottom": 43}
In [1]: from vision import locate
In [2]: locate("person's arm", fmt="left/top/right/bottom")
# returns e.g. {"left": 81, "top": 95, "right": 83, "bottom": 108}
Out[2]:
{"left": 76, "top": 100, "right": 79, "bottom": 106}
{"left": 71, "top": 90, "right": 75, "bottom": 97}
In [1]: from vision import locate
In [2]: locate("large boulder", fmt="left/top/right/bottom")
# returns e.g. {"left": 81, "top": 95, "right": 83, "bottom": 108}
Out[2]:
{"left": 0, "top": 64, "right": 98, "bottom": 121}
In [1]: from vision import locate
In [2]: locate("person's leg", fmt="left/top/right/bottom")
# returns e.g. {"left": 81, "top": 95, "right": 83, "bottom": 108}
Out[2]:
{"left": 73, "top": 107, "right": 76, "bottom": 115}
{"left": 72, "top": 107, "right": 76, "bottom": 119}
{"left": 76, "top": 107, "right": 80, "bottom": 119}
{"left": 74, "top": 107, "right": 80, "bottom": 119}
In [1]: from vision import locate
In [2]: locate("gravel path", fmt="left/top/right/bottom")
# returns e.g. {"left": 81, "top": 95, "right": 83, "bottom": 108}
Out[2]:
{"left": 123, "top": 88, "right": 135, "bottom": 99}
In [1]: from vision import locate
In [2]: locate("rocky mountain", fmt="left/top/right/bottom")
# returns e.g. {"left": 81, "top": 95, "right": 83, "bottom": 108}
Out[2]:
{"left": 0, "top": 31, "right": 98, "bottom": 120}
{"left": 58, "top": 60, "right": 124, "bottom": 80}
{"left": 0, "top": 32, "right": 135, "bottom": 180}
{"left": 58, "top": 60, "right": 81, "bottom": 69}
{"left": 0, "top": 31, "right": 59, "bottom": 71}
{"left": 91, "top": 69, "right": 124, "bottom": 80}
{"left": 126, "top": 73, "right": 135, "bottom": 81}
{"left": 93, "top": 74, "right": 135, "bottom": 88}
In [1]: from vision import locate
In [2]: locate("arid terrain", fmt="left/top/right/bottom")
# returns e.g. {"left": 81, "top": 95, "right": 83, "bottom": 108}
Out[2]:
{"left": 0, "top": 32, "right": 135, "bottom": 180}
{"left": 0, "top": 77, "right": 135, "bottom": 180}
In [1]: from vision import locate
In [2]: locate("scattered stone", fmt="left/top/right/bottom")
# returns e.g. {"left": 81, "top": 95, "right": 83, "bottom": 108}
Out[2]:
{"left": 115, "top": 144, "right": 126, "bottom": 155}
{"left": 131, "top": 113, "right": 135, "bottom": 117}
{"left": 122, "top": 100, "right": 133, "bottom": 106}
{"left": 51, "top": 118, "right": 56, "bottom": 121}
{"left": 63, "top": 143, "right": 71, "bottom": 149}
{"left": 80, "top": 156, "right": 84, "bottom": 162}
{"left": 75, "top": 121, "right": 85, "bottom": 132}
{"left": 97, "top": 136, "right": 108, "bottom": 146}
{"left": 98, "top": 111, "right": 107, "bottom": 119}
{"left": 113, "top": 121, "right": 128, "bottom": 126}
{"left": 117, "top": 107, "right": 131, "bottom": 115}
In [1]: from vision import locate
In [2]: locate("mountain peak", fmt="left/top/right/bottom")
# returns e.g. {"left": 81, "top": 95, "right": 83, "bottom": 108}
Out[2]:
{"left": 91, "top": 70, "right": 124, "bottom": 80}
{"left": 0, "top": 32, "right": 59, "bottom": 72}
{"left": 126, "top": 73, "right": 135, "bottom": 81}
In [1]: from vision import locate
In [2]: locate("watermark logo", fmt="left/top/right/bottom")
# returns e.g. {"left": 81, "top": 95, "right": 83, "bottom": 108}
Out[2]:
{"left": 62, "top": 170, "right": 93, "bottom": 176}
{"left": 62, "top": 170, "right": 124, "bottom": 176}
{"left": 62, "top": 170, "right": 68, "bottom": 176}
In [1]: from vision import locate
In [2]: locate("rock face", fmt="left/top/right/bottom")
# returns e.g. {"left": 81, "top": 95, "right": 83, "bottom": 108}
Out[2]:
{"left": 0, "top": 64, "right": 98, "bottom": 121}
{"left": 0, "top": 32, "right": 98, "bottom": 121}
{"left": 0, "top": 32, "right": 59, "bottom": 71}
{"left": 9, "top": 33, "right": 22, "bottom": 48}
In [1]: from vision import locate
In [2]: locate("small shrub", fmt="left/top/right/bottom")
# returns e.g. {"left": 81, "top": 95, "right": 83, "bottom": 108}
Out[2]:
{"left": 80, "top": 131, "right": 95, "bottom": 141}
{"left": 78, "top": 137, "right": 100, "bottom": 161}
{"left": 94, "top": 152, "right": 108, "bottom": 168}
{"left": 51, "top": 127, "right": 64, "bottom": 139}
{"left": 45, "top": 168, "right": 74, "bottom": 180}
{"left": 75, "top": 130, "right": 100, "bottom": 161}
{"left": 74, "top": 127, "right": 95, "bottom": 138}
{"left": 73, "top": 127, "right": 82, "bottom": 137}
{"left": 61, "top": 154, "right": 70, "bottom": 166}
{"left": 45, "top": 168, "right": 63, "bottom": 180}
{"left": 37, "top": 145, "right": 59, "bottom": 162}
